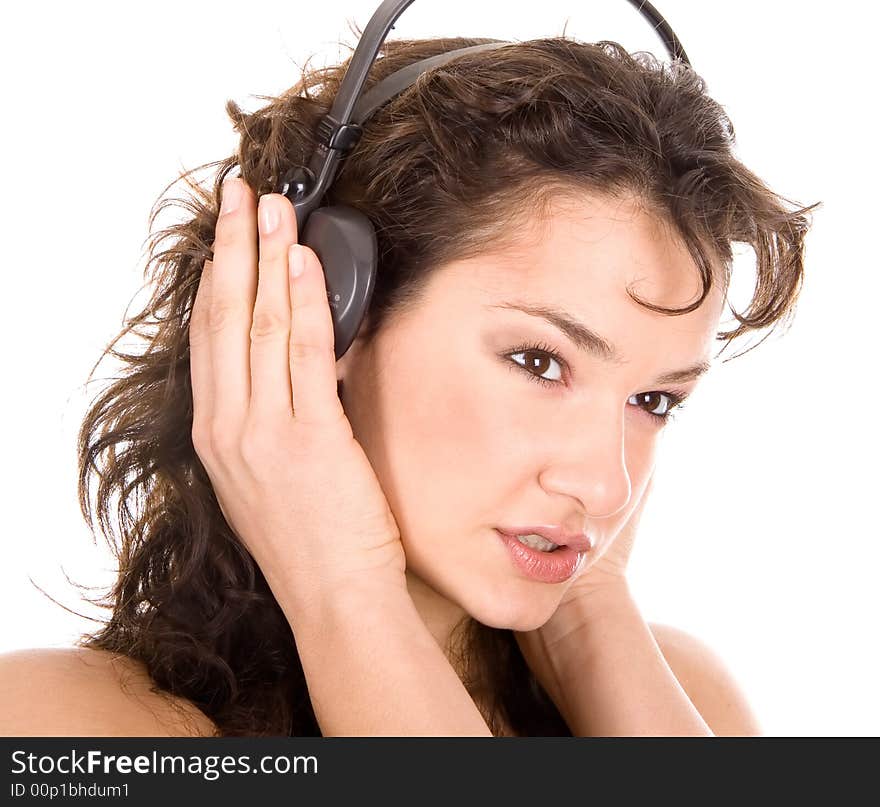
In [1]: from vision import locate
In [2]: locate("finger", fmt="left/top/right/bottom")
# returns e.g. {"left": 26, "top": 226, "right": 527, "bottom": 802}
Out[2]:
{"left": 189, "top": 259, "right": 214, "bottom": 435}
{"left": 625, "top": 473, "right": 655, "bottom": 531}
{"left": 209, "top": 176, "right": 258, "bottom": 429}
{"left": 249, "top": 193, "right": 300, "bottom": 421}
{"left": 639, "top": 471, "right": 656, "bottom": 503}
{"left": 288, "top": 244, "right": 346, "bottom": 427}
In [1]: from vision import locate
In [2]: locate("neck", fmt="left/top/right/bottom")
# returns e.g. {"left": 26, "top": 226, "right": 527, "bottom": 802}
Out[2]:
{"left": 404, "top": 570, "right": 472, "bottom": 676}
{"left": 404, "top": 570, "right": 508, "bottom": 732}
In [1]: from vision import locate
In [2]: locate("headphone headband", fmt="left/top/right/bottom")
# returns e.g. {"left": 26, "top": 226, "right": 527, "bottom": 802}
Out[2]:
{"left": 279, "top": 0, "right": 692, "bottom": 230}
{"left": 269, "top": 0, "right": 693, "bottom": 360}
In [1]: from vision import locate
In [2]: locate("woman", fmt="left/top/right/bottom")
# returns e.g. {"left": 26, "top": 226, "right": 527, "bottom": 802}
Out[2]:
{"left": 0, "top": 34, "right": 816, "bottom": 736}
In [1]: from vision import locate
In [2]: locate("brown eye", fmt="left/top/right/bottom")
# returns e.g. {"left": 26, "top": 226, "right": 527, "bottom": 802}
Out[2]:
{"left": 629, "top": 391, "right": 673, "bottom": 417}
{"left": 509, "top": 349, "right": 564, "bottom": 384}
{"left": 628, "top": 391, "right": 687, "bottom": 424}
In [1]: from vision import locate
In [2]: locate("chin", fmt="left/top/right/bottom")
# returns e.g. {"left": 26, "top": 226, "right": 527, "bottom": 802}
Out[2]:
{"left": 462, "top": 584, "right": 560, "bottom": 633}
{"left": 481, "top": 611, "right": 553, "bottom": 633}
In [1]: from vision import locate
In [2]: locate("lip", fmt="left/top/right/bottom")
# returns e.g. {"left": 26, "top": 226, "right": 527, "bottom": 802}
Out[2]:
{"left": 496, "top": 525, "right": 593, "bottom": 552}
{"left": 494, "top": 530, "right": 586, "bottom": 584}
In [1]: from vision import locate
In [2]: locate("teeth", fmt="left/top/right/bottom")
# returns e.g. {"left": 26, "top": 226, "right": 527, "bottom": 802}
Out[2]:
{"left": 516, "top": 533, "right": 559, "bottom": 552}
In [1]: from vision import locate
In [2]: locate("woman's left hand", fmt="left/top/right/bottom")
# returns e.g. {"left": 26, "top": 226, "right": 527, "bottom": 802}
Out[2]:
{"left": 513, "top": 472, "right": 655, "bottom": 710}
{"left": 559, "top": 470, "right": 655, "bottom": 606}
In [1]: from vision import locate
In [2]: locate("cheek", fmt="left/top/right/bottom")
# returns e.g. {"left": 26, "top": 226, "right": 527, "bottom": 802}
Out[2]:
{"left": 397, "top": 373, "right": 496, "bottom": 494}
{"left": 396, "top": 366, "right": 562, "bottom": 487}
{"left": 373, "top": 362, "right": 515, "bottom": 541}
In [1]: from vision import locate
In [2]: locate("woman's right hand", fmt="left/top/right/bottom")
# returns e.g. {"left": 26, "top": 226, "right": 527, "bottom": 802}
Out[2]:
{"left": 188, "top": 177, "right": 407, "bottom": 610}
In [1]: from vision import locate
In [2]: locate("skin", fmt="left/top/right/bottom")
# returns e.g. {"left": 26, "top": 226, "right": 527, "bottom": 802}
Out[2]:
{"left": 183, "top": 179, "right": 736, "bottom": 736}
{"left": 0, "top": 185, "right": 753, "bottom": 738}
{"left": 335, "top": 190, "right": 726, "bottom": 667}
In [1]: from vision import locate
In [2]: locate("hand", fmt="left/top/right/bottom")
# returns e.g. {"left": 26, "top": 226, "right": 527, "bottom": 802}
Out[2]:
{"left": 513, "top": 472, "right": 655, "bottom": 710}
{"left": 560, "top": 470, "right": 656, "bottom": 606}
{"left": 189, "top": 177, "right": 407, "bottom": 609}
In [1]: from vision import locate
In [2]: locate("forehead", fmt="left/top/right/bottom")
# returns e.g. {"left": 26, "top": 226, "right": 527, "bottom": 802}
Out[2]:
{"left": 472, "top": 193, "right": 717, "bottom": 305}
{"left": 426, "top": 192, "right": 725, "bottom": 363}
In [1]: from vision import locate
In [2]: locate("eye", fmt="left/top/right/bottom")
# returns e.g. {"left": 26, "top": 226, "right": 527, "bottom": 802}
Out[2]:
{"left": 505, "top": 342, "right": 565, "bottom": 387}
{"left": 628, "top": 391, "right": 688, "bottom": 425}
{"left": 503, "top": 341, "right": 690, "bottom": 425}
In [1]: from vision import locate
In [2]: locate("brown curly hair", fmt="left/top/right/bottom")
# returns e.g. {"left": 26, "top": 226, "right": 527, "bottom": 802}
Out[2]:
{"left": 71, "top": 34, "right": 820, "bottom": 736}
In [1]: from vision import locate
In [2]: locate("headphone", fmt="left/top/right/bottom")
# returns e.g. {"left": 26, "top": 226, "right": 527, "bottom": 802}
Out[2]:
{"left": 272, "top": 0, "right": 692, "bottom": 360}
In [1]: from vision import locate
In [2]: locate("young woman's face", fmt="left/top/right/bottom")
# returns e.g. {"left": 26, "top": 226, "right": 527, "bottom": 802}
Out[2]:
{"left": 337, "top": 192, "right": 725, "bottom": 636}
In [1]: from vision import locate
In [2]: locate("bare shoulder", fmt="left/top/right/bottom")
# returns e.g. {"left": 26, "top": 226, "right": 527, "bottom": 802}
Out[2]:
{"left": 0, "top": 647, "right": 219, "bottom": 737}
{"left": 648, "top": 622, "right": 763, "bottom": 736}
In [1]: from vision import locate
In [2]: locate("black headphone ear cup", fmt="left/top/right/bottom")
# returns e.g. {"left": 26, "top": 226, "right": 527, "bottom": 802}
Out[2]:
{"left": 299, "top": 205, "right": 378, "bottom": 360}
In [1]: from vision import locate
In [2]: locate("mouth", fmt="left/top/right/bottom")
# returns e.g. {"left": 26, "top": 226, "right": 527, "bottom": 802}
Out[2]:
{"left": 496, "top": 526, "right": 593, "bottom": 553}
{"left": 494, "top": 529, "right": 587, "bottom": 584}
{"left": 511, "top": 533, "right": 563, "bottom": 553}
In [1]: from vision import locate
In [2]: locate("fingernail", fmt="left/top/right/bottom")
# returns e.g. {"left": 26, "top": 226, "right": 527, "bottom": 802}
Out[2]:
{"left": 289, "top": 244, "right": 305, "bottom": 278}
{"left": 259, "top": 195, "right": 280, "bottom": 235}
{"left": 220, "top": 177, "right": 243, "bottom": 216}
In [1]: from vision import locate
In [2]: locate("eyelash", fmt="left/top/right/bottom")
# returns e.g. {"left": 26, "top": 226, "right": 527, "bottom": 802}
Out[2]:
{"left": 503, "top": 340, "right": 690, "bottom": 425}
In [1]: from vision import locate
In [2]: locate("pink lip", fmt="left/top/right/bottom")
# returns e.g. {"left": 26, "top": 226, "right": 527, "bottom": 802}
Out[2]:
{"left": 496, "top": 525, "right": 592, "bottom": 552}
{"left": 494, "top": 530, "right": 586, "bottom": 584}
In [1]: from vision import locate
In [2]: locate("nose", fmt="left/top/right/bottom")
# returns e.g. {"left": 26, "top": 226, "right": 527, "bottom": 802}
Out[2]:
{"left": 537, "top": 406, "right": 632, "bottom": 520}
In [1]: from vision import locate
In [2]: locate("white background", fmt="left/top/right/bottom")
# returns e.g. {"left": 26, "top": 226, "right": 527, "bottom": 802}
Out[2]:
{"left": 1, "top": 1, "right": 876, "bottom": 736}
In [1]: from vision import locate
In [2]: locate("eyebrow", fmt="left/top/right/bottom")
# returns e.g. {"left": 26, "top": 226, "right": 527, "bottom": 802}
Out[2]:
{"left": 486, "top": 301, "right": 713, "bottom": 385}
